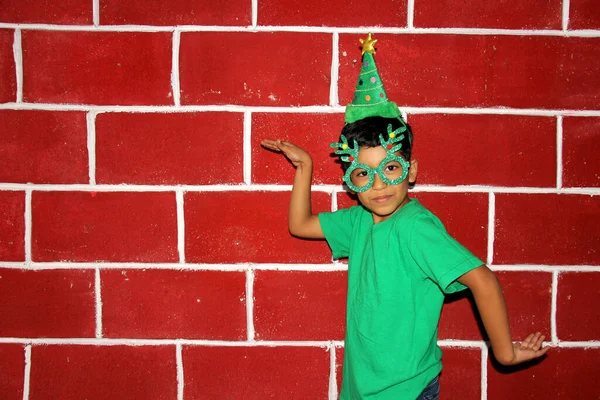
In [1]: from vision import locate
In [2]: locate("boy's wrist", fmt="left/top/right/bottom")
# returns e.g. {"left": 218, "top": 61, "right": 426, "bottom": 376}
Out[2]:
{"left": 297, "top": 157, "right": 313, "bottom": 170}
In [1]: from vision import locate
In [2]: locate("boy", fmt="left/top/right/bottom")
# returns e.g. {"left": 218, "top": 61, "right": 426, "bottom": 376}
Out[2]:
{"left": 261, "top": 34, "right": 548, "bottom": 399}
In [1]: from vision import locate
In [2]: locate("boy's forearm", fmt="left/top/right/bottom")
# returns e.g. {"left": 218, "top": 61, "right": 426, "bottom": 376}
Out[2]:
{"left": 288, "top": 161, "right": 316, "bottom": 237}
{"left": 460, "top": 266, "right": 515, "bottom": 364}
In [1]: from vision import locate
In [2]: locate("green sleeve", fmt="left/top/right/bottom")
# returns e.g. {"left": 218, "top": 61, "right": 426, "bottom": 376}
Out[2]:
{"left": 318, "top": 207, "right": 357, "bottom": 259}
{"left": 409, "top": 213, "right": 484, "bottom": 294}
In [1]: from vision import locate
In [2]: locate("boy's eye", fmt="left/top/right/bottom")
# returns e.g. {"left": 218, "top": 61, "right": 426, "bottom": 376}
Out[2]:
{"left": 385, "top": 164, "right": 397, "bottom": 172}
{"left": 356, "top": 171, "right": 368, "bottom": 177}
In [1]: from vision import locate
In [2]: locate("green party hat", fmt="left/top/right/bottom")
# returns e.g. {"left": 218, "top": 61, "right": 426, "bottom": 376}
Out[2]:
{"left": 344, "top": 33, "right": 402, "bottom": 124}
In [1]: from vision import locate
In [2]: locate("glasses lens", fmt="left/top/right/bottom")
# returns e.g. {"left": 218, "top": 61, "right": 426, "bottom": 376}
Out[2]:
{"left": 350, "top": 169, "right": 371, "bottom": 189}
{"left": 383, "top": 161, "right": 404, "bottom": 180}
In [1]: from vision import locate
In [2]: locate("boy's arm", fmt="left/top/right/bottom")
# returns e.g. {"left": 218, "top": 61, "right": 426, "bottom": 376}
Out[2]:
{"left": 261, "top": 139, "right": 325, "bottom": 239}
{"left": 458, "top": 265, "right": 550, "bottom": 366}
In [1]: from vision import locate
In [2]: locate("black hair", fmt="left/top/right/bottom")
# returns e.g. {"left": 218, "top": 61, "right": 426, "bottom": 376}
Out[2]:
{"left": 338, "top": 116, "right": 413, "bottom": 172}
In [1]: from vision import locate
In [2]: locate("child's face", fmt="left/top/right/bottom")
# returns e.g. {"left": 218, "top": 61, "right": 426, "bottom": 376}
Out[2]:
{"left": 353, "top": 145, "right": 418, "bottom": 224}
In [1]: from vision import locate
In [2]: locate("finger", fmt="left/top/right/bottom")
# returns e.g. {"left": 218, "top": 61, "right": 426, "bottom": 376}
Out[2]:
{"left": 529, "top": 332, "right": 542, "bottom": 350}
{"left": 279, "top": 140, "right": 295, "bottom": 148}
{"left": 534, "top": 346, "right": 550, "bottom": 358}
{"left": 521, "top": 333, "right": 536, "bottom": 348}
{"left": 533, "top": 334, "right": 546, "bottom": 350}
{"left": 261, "top": 140, "right": 284, "bottom": 151}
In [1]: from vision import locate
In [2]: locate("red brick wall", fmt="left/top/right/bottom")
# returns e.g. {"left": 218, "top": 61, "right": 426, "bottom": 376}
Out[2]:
{"left": 1, "top": 1, "right": 599, "bottom": 399}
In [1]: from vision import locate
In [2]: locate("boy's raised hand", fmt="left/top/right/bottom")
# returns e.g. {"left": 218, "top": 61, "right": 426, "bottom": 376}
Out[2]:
{"left": 261, "top": 139, "right": 312, "bottom": 168}
{"left": 505, "top": 332, "right": 550, "bottom": 365}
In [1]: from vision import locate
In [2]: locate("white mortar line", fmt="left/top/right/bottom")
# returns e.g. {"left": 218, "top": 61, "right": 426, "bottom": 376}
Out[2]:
{"left": 246, "top": 268, "right": 255, "bottom": 342}
{"left": 489, "top": 265, "right": 600, "bottom": 272}
{"left": 251, "top": 0, "right": 258, "bottom": 28}
{"left": 171, "top": 31, "right": 181, "bottom": 107}
{"left": 328, "top": 342, "right": 337, "bottom": 400}
{"left": 243, "top": 111, "right": 252, "bottom": 184}
{"left": 331, "top": 191, "right": 338, "bottom": 212}
{"left": 3, "top": 337, "right": 590, "bottom": 347}
{"left": 556, "top": 116, "right": 563, "bottom": 189}
{"left": 0, "top": 261, "right": 597, "bottom": 272}
{"left": 86, "top": 111, "right": 97, "bottom": 185}
{"left": 95, "top": 268, "right": 103, "bottom": 338}
{"left": 481, "top": 346, "right": 488, "bottom": 400}
{"left": 551, "top": 270, "right": 559, "bottom": 344}
{"left": 329, "top": 33, "right": 339, "bottom": 107}
{"left": 1, "top": 182, "right": 599, "bottom": 195}
{"left": 22, "top": 345, "right": 31, "bottom": 400}
{"left": 562, "top": 0, "right": 570, "bottom": 31}
{"left": 556, "top": 341, "right": 600, "bottom": 348}
{"left": 437, "top": 340, "right": 486, "bottom": 348}
{"left": 0, "top": 338, "right": 338, "bottom": 346}
{"left": 176, "top": 343, "right": 184, "bottom": 400}
{"left": 24, "top": 190, "right": 32, "bottom": 263}
{"left": 93, "top": 0, "right": 100, "bottom": 26}
{"left": 2, "top": 102, "right": 600, "bottom": 118}
{"left": 176, "top": 190, "right": 185, "bottom": 263}
{"left": 1, "top": 23, "right": 599, "bottom": 37}
{"left": 407, "top": 0, "right": 415, "bottom": 29}
{"left": 486, "top": 193, "right": 495, "bottom": 266}
{"left": 13, "top": 29, "right": 22, "bottom": 103}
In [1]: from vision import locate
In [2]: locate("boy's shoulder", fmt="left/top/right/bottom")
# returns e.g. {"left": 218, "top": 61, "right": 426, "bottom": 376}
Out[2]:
{"left": 396, "top": 199, "right": 446, "bottom": 232}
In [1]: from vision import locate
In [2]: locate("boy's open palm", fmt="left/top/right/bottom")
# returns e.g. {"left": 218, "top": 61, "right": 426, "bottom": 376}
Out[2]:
{"left": 506, "top": 332, "right": 550, "bottom": 365}
{"left": 261, "top": 139, "right": 311, "bottom": 168}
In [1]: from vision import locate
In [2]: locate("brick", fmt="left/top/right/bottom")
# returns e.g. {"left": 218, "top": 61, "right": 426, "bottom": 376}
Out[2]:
{"left": 0, "top": 268, "right": 95, "bottom": 337}
{"left": 0, "top": 191, "right": 24, "bottom": 261}
{"left": 557, "top": 272, "right": 600, "bottom": 341}
{"left": 413, "top": 192, "right": 488, "bottom": 262}
{"left": 183, "top": 346, "right": 330, "bottom": 399}
{"left": 22, "top": 31, "right": 172, "bottom": 105}
{"left": 0, "top": 110, "right": 88, "bottom": 184}
{"left": 180, "top": 32, "right": 331, "bottom": 106}
{"left": 32, "top": 191, "right": 178, "bottom": 262}
{"left": 0, "top": 0, "right": 92, "bottom": 24}
{"left": 254, "top": 270, "right": 346, "bottom": 341}
{"left": 494, "top": 194, "right": 600, "bottom": 265}
{"left": 29, "top": 345, "right": 177, "bottom": 400}
{"left": 569, "top": 0, "right": 600, "bottom": 29}
{"left": 410, "top": 114, "right": 556, "bottom": 187}
{"left": 414, "top": 0, "right": 561, "bottom": 29}
{"left": 493, "top": 272, "right": 551, "bottom": 339}
{"left": 0, "top": 29, "right": 16, "bottom": 103}
{"left": 101, "top": 269, "right": 246, "bottom": 340}
{"left": 439, "top": 347, "right": 480, "bottom": 400}
{"left": 96, "top": 112, "right": 244, "bottom": 185}
{"left": 339, "top": 34, "right": 600, "bottom": 110}
{"left": 487, "top": 348, "right": 600, "bottom": 399}
{"left": 0, "top": 344, "right": 24, "bottom": 400}
{"left": 258, "top": 0, "right": 407, "bottom": 27}
{"left": 439, "top": 292, "right": 482, "bottom": 340}
{"left": 185, "top": 191, "right": 332, "bottom": 263}
{"left": 562, "top": 117, "right": 600, "bottom": 187}
{"left": 440, "top": 272, "right": 551, "bottom": 341}
{"left": 252, "top": 113, "right": 346, "bottom": 185}
{"left": 100, "top": 0, "right": 250, "bottom": 26}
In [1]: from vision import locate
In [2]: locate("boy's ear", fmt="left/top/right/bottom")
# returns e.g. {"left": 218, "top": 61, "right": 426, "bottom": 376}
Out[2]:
{"left": 408, "top": 159, "right": 418, "bottom": 183}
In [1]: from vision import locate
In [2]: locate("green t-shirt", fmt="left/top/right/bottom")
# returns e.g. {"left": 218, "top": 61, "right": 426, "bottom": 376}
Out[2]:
{"left": 318, "top": 199, "right": 483, "bottom": 399}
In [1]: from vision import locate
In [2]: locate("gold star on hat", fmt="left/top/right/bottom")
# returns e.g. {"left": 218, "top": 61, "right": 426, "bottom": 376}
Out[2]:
{"left": 360, "top": 33, "right": 377, "bottom": 55}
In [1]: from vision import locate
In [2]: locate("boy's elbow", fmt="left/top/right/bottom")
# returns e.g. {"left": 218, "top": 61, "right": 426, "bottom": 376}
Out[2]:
{"left": 288, "top": 221, "right": 305, "bottom": 238}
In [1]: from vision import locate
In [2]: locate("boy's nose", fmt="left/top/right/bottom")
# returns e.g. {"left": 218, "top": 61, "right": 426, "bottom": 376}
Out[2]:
{"left": 372, "top": 173, "right": 387, "bottom": 190}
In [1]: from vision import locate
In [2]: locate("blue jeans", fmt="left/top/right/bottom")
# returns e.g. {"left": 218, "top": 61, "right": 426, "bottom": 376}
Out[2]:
{"left": 416, "top": 375, "right": 440, "bottom": 400}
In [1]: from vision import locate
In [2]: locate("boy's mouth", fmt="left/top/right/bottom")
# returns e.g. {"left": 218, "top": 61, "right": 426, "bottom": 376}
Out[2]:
{"left": 372, "top": 195, "right": 393, "bottom": 203}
